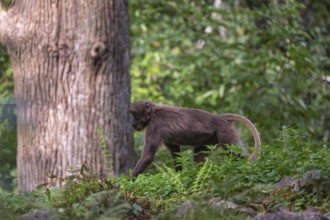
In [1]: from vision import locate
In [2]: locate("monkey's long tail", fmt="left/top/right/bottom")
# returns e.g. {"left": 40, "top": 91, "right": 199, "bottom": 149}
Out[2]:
{"left": 220, "top": 113, "right": 261, "bottom": 160}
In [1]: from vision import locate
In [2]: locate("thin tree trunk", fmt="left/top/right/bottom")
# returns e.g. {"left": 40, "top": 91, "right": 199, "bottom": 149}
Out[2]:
{"left": 0, "top": 0, "right": 135, "bottom": 192}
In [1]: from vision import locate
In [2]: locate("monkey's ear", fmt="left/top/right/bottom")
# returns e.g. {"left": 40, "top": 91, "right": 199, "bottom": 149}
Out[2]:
{"left": 144, "top": 102, "right": 151, "bottom": 112}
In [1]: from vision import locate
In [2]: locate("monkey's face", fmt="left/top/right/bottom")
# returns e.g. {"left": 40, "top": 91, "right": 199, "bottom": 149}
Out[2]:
{"left": 129, "top": 101, "right": 152, "bottom": 131}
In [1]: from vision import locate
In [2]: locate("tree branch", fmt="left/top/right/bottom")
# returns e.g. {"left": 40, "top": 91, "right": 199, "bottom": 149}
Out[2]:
{"left": 0, "top": 1, "right": 35, "bottom": 46}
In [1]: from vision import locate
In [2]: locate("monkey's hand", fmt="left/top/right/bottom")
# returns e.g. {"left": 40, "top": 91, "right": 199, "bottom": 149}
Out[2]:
{"left": 133, "top": 156, "right": 154, "bottom": 177}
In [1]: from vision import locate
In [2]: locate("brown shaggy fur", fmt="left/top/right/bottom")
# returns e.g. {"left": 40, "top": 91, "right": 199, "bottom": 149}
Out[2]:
{"left": 129, "top": 100, "right": 261, "bottom": 176}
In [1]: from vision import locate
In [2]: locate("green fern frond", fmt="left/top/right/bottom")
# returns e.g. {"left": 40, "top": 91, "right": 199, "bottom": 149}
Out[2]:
{"left": 153, "top": 162, "right": 167, "bottom": 174}
{"left": 192, "top": 158, "right": 213, "bottom": 193}
{"left": 97, "top": 127, "right": 113, "bottom": 176}
{"left": 154, "top": 163, "right": 185, "bottom": 194}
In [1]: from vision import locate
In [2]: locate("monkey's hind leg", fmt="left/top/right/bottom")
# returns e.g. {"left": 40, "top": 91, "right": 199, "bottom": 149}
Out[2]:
{"left": 165, "top": 143, "right": 182, "bottom": 171}
{"left": 193, "top": 145, "right": 209, "bottom": 163}
{"left": 216, "top": 125, "right": 247, "bottom": 158}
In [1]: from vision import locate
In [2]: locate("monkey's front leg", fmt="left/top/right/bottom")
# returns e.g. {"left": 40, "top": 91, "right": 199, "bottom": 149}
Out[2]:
{"left": 133, "top": 135, "right": 160, "bottom": 176}
{"left": 133, "top": 148, "right": 155, "bottom": 176}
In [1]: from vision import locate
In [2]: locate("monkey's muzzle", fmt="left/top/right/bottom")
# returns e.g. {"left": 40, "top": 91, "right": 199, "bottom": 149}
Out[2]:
{"left": 131, "top": 123, "right": 141, "bottom": 131}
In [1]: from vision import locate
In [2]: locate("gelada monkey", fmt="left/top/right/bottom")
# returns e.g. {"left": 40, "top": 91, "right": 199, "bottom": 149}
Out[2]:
{"left": 129, "top": 100, "right": 261, "bottom": 176}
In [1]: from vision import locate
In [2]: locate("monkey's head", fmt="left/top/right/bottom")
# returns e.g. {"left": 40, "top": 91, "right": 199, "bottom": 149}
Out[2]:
{"left": 129, "top": 100, "right": 154, "bottom": 131}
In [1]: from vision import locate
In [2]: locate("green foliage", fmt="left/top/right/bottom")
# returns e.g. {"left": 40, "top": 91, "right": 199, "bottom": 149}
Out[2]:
{"left": 0, "top": 46, "right": 12, "bottom": 96}
{"left": 154, "top": 163, "right": 185, "bottom": 195}
{"left": 158, "top": 200, "right": 250, "bottom": 220}
{"left": 0, "top": 119, "right": 16, "bottom": 191}
{"left": 192, "top": 158, "right": 213, "bottom": 193}
{"left": 0, "top": 44, "right": 16, "bottom": 192}
{"left": 44, "top": 163, "right": 137, "bottom": 219}
{"left": 97, "top": 127, "right": 114, "bottom": 175}
{"left": 209, "top": 127, "right": 329, "bottom": 198}
{"left": 0, "top": 0, "right": 12, "bottom": 10}
{"left": 117, "top": 128, "right": 329, "bottom": 213}
{"left": 0, "top": 190, "right": 49, "bottom": 218}
{"left": 130, "top": 0, "right": 330, "bottom": 144}
{"left": 46, "top": 162, "right": 114, "bottom": 208}
{"left": 0, "top": 129, "right": 328, "bottom": 219}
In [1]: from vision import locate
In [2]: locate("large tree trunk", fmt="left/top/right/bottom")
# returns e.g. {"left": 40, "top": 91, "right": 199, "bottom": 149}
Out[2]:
{"left": 0, "top": 0, "right": 135, "bottom": 192}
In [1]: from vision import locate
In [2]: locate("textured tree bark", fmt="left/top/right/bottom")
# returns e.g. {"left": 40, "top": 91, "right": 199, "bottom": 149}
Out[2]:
{"left": 0, "top": 0, "right": 135, "bottom": 192}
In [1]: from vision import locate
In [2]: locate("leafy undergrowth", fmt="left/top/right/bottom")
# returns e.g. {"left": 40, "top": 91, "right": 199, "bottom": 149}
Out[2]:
{"left": 0, "top": 128, "right": 329, "bottom": 219}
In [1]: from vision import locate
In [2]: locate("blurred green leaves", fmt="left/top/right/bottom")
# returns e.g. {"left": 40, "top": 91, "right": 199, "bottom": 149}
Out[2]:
{"left": 129, "top": 0, "right": 330, "bottom": 143}
{"left": 0, "top": 44, "right": 16, "bottom": 192}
